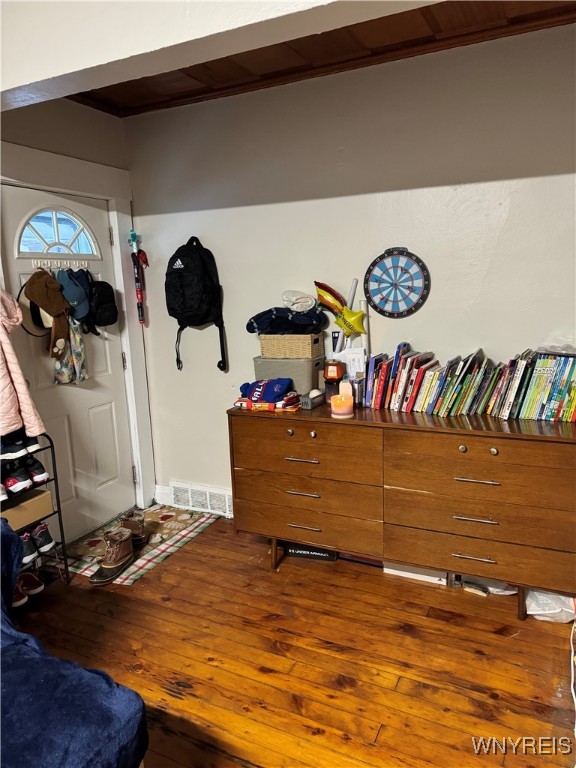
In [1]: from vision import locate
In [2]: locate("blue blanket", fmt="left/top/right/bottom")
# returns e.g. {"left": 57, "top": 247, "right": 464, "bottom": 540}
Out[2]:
{"left": 1, "top": 519, "right": 148, "bottom": 768}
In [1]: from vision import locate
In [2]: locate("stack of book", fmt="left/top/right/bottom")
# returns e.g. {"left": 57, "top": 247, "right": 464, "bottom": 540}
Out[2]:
{"left": 361, "top": 343, "right": 576, "bottom": 422}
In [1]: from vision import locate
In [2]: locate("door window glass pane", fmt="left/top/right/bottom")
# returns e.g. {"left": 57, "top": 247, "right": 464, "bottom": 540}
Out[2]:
{"left": 18, "top": 209, "right": 97, "bottom": 256}
{"left": 20, "top": 225, "right": 45, "bottom": 252}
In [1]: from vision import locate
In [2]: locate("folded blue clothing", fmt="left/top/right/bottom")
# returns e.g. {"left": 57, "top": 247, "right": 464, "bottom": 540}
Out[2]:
{"left": 246, "top": 306, "right": 328, "bottom": 335}
{"left": 240, "top": 378, "right": 294, "bottom": 402}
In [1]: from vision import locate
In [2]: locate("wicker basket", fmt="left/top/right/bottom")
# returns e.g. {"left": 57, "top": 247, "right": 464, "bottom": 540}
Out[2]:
{"left": 259, "top": 333, "right": 325, "bottom": 359}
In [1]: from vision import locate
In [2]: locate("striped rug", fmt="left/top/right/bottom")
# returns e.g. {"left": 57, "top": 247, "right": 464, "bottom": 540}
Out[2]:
{"left": 66, "top": 504, "right": 219, "bottom": 585}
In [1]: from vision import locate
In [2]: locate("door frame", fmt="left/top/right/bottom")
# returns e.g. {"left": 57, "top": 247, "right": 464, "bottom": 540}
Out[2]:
{"left": 1, "top": 140, "right": 154, "bottom": 510}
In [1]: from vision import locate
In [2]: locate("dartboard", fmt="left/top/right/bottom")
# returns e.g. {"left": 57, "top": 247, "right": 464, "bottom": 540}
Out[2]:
{"left": 363, "top": 247, "right": 431, "bottom": 318}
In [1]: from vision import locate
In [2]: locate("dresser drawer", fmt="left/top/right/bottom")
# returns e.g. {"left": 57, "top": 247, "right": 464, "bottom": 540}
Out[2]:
{"left": 384, "top": 525, "right": 576, "bottom": 594}
{"left": 233, "top": 436, "right": 382, "bottom": 484}
{"left": 384, "top": 454, "right": 575, "bottom": 512}
{"left": 384, "top": 429, "right": 576, "bottom": 470}
{"left": 235, "top": 469, "right": 382, "bottom": 521}
{"left": 384, "top": 487, "right": 576, "bottom": 552}
{"left": 235, "top": 500, "right": 383, "bottom": 557}
{"left": 232, "top": 416, "right": 382, "bottom": 451}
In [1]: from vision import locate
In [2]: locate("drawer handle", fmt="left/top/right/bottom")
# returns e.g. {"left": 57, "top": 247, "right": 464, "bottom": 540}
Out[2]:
{"left": 286, "top": 490, "right": 321, "bottom": 499}
{"left": 490, "top": 447, "right": 499, "bottom": 456}
{"left": 453, "top": 515, "right": 498, "bottom": 525}
{"left": 287, "top": 523, "right": 322, "bottom": 532}
{"left": 286, "top": 429, "right": 294, "bottom": 436}
{"left": 451, "top": 552, "right": 497, "bottom": 564}
{"left": 454, "top": 477, "right": 501, "bottom": 486}
{"left": 285, "top": 457, "right": 320, "bottom": 465}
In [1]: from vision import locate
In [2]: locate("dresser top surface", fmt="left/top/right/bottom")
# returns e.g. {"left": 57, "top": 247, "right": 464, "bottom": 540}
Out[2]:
{"left": 227, "top": 406, "right": 576, "bottom": 443}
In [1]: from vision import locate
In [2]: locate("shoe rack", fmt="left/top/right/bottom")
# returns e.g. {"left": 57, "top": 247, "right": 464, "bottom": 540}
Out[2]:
{"left": 1, "top": 433, "right": 71, "bottom": 585}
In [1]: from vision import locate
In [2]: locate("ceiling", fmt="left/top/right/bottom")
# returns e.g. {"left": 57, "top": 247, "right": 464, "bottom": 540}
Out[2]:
{"left": 69, "top": 1, "right": 576, "bottom": 117}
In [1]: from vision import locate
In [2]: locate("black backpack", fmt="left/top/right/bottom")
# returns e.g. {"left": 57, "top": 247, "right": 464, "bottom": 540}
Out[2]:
{"left": 165, "top": 236, "right": 227, "bottom": 372}
{"left": 73, "top": 269, "right": 119, "bottom": 336}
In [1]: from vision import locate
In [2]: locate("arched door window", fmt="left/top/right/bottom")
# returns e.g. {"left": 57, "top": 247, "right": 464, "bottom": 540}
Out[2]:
{"left": 19, "top": 209, "right": 98, "bottom": 256}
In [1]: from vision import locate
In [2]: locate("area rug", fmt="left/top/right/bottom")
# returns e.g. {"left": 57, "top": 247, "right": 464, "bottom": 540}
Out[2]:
{"left": 66, "top": 504, "right": 219, "bottom": 585}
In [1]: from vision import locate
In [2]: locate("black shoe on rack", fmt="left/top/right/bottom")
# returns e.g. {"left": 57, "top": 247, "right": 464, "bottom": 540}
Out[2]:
{"left": 2, "top": 461, "right": 33, "bottom": 494}
{"left": 1, "top": 437, "right": 28, "bottom": 460}
{"left": 21, "top": 455, "right": 49, "bottom": 484}
{"left": 24, "top": 435, "right": 41, "bottom": 453}
{"left": 30, "top": 522, "right": 56, "bottom": 553}
{"left": 20, "top": 533, "right": 38, "bottom": 565}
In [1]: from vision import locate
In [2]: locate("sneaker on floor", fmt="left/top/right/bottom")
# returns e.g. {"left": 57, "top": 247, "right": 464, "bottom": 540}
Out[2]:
{"left": 0, "top": 484, "right": 7, "bottom": 502}
{"left": 20, "top": 532, "right": 38, "bottom": 565}
{"left": 24, "top": 435, "right": 42, "bottom": 453}
{"left": 12, "top": 582, "right": 29, "bottom": 608}
{"left": 22, "top": 455, "right": 49, "bottom": 484}
{"left": 0, "top": 438, "right": 28, "bottom": 460}
{"left": 30, "top": 522, "right": 56, "bottom": 553}
{"left": 2, "top": 461, "right": 33, "bottom": 494}
{"left": 17, "top": 572, "right": 45, "bottom": 595}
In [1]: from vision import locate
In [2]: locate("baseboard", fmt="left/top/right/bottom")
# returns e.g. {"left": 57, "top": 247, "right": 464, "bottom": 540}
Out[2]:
{"left": 155, "top": 483, "right": 234, "bottom": 518}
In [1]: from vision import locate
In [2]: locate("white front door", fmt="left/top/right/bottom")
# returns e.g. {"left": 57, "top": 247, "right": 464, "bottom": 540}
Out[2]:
{"left": 1, "top": 184, "right": 135, "bottom": 542}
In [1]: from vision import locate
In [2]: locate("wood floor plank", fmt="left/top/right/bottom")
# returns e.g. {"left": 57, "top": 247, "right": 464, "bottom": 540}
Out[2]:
{"left": 13, "top": 517, "right": 572, "bottom": 768}
{"left": 44, "top": 574, "right": 567, "bottom": 727}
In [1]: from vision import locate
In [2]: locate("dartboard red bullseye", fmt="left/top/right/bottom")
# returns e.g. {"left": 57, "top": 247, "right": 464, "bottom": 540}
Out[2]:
{"left": 363, "top": 247, "right": 431, "bottom": 318}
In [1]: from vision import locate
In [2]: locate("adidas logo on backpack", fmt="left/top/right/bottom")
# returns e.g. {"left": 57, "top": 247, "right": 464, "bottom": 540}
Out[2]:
{"left": 165, "top": 236, "right": 227, "bottom": 372}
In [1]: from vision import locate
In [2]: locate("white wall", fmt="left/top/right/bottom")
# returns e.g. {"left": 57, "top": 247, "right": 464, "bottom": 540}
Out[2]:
{"left": 125, "top": 26, "right": 576, "bottom": 493}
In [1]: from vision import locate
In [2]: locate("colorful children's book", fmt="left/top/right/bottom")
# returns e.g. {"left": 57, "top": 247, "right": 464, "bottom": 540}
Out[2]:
{"left": 510, "top": 353, "right": 537, "bottom": 419}
{"left": 414, "top": 364, "right": 440, "bottom": 412}
{"left": 441, "top": 348, "right": 483, "bottom": 417}
{"left": 364, "top": 353, "right": 386, "bottom": 408}
{"left": 499, "top": 349, "right": 532, "bottom": 420}
{"left": 384, "top": 342, "right": 410, "bottom": 409}
{"left": 476, "top": 363, "right": 504, "bottom": 415}
{"left": 403, "top": 357, "right": 438, "bottom": 413}
{"left": 430, "top": 356, "right": 461, "bottom": 416}
{"left": 372, "top": 357, "right": 394, "bottom": 410}
{"left": 553, "top": 357, "right": 576, "bottom": 420}
{"left": 468, "top": 359, "right": 495, "bottom": 415}
{"left": 391, "top": 351, "right": 422, "bottom": 411}
{"left": 542, "top": 355, "right": 573, "bottom": 420}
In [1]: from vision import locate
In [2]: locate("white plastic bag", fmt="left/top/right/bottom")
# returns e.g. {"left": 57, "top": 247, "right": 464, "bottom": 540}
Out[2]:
{"left": 525, "top": 590, "right": 576, "bottom": 623}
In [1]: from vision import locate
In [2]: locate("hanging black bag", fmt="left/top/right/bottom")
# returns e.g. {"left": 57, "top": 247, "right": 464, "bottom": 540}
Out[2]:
{"left": 165, "top": 236, "right": 227, "bottom": 372}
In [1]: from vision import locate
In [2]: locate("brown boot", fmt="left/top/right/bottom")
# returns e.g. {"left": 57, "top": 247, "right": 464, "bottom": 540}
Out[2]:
{"left": 89, "top": 527, "right": 134, "bottom": 585}
{"left": 118, "top": 509, "right": 149, "bottom": 547}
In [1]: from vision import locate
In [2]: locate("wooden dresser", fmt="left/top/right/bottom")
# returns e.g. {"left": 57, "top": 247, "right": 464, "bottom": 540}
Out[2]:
{"left": 227, "top": 407, "right": 576, "bottom": 615}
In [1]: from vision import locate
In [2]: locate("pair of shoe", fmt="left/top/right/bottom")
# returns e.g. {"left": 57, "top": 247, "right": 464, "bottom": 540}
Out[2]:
{"left": 1, "top": 433, "right": 41, "bottom": 460}
{"left": 21, "top": 522, "right": 56, "bottom": 565}
{"left": 2, "top": 455, "right": 49, "bottom": 494}
{"left": 12, "top": 572, "right": 45, "bottom": 608}
{"left": 89, "top": 510, "right": 148, "bottom": 586}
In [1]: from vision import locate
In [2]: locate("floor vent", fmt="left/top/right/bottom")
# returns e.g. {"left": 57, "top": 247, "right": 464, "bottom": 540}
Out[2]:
{"left": 166, "top": 482, "right": 233, "bottom": 518}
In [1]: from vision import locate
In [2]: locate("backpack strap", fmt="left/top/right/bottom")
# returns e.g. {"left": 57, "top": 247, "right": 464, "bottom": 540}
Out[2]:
{"left": 175, "top": 327, "right": 184, "bottom": 371}
{"left": 215, "top": 317, "right": 227, "bottom": 372}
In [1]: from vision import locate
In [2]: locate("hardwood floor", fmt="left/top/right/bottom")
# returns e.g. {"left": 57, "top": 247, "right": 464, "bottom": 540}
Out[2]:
{"left": 15, "top": 518, "right": 575, "bottom": 767}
